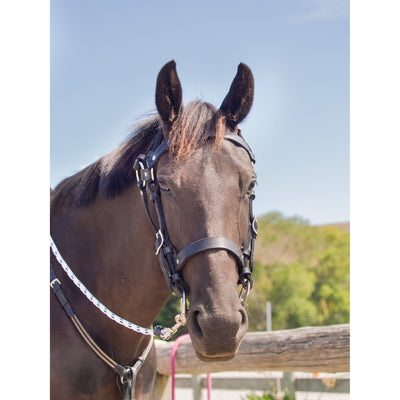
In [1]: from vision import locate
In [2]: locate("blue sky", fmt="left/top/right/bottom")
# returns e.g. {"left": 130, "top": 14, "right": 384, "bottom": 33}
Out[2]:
{"left": 51, "top": 0, "right": 349, "bottom": 225}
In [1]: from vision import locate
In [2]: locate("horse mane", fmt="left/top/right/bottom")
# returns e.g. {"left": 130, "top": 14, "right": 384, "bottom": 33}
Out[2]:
{"left": 51, "top": 101, "right": 226, "bottom": 211}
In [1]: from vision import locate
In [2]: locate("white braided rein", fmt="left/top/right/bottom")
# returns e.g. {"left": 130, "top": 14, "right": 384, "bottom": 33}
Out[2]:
{"left": 50, "top": 236, "right": 154, "bottom": 336}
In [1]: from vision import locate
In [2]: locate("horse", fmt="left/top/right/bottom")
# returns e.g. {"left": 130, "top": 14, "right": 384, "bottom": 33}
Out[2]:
{"left": 50, "top": 60, "right": 256, "bottom": 400}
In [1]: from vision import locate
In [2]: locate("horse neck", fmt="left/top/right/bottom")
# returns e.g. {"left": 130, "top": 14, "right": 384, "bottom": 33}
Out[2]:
{"left": 51, "top": 185, "right": 171, "bottom": 358}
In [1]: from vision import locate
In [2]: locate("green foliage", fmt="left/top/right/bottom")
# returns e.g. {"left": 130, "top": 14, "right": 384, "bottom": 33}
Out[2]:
{"left": 247, "top": 212, "right": 349, "bottom": 331}
{"left": 243, "top": 389, "right": 295, "bottom": 400}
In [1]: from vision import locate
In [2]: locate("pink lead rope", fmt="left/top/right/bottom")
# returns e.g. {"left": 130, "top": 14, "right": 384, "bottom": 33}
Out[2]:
{"left": 171, "top": 334, "right": 190, "bottom": 400}
{"left": 207, "top": 373, "right": 212, "bottom": 399}
{"left": 171, "top": 334, "right": 212, "bottom": 400}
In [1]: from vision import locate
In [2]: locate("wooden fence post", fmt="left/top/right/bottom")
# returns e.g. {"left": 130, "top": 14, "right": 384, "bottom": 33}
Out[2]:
{"left": 150, "top": 373, "right": 171, "bottom": 400}
{"left": 282, "top": 372, "right": 295, "bottom": 394}
{"left": 191, "top": 375, "right": 202, "bottom": 400}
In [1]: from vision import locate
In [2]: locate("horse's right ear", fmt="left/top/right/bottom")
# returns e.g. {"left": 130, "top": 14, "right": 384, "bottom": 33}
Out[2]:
{"left": 155, "top": 60, "right": 183, "bottom": 131}
{"left": 220, "top": 63, "right": 254, "bottom": 130}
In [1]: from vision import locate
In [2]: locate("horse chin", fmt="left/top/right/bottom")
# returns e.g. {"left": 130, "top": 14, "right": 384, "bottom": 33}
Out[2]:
{"left": 194, "top": 351, "right": 237, "bottom": 362}
{"left": 190, "top": 337, "right": 240, "bottom": 363}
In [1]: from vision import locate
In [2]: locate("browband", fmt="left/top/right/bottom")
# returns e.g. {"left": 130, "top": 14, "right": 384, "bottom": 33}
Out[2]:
{"left": 142, "top": 129, "right": 255, "bottom": 169}
{"left": 224, "top": 130, "right": 256, "bottom": 163}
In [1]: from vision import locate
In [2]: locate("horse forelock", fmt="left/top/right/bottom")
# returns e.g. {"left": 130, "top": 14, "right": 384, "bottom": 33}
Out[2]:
{"left": 168, "top": 100, "right": 226, "bottom": 161}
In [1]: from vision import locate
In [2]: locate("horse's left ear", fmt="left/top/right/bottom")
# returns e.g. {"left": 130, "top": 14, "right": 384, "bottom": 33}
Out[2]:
{"left": 220, "top": 63, "right": 254, "bottom": 130}
{"left": 155, "top": 60, "right": 183, "bottom": 131}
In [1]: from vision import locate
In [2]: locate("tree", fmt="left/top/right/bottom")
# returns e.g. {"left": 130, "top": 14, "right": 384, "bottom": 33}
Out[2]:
{"left": 247, "top": 212, "right": 349, "bottom": 331}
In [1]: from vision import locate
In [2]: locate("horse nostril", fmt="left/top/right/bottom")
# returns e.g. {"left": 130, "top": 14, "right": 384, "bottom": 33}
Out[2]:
{"left": 235, "top": 308, "right": 248, "bottom": 340}
{"left": 191, "top": 309, "right": 204, "bottom": 339}
{"left": 190, "top": 306, "right": 247, "bottom": 340}
{"left": 239, "top": 308, "right": 248, "bottom": 326}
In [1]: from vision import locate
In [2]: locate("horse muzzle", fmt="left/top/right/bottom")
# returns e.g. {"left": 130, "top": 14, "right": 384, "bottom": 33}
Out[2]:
{"left": 187, "top": 302, "right": 248, "bottom": 361}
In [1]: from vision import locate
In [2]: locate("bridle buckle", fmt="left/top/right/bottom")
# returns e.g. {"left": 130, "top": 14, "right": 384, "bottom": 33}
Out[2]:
{"left": 50, "top": 278, "right": 61, "bottom": 289}
{"left": 154, "top": 230, "right": 164, "bottom": 255}
{"left": 251, "top": 217, "right": 258, "bottom": 236}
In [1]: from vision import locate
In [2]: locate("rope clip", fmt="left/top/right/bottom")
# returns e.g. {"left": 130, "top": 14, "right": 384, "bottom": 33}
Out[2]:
{"left": 155, "top": 291, "right": 187, "bottom": 340}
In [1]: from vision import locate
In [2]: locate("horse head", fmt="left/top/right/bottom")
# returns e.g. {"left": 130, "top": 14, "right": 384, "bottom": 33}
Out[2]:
{"left": 153, "top": 61, "right": 256, "bottom": 361}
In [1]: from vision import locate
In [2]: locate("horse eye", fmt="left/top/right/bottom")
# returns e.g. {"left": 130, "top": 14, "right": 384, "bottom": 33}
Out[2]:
{"left": 158, "top": 179, "right": 170, "bottom": 192}
{"left": 247, "top": 181, "right": 256, "bottom": 195}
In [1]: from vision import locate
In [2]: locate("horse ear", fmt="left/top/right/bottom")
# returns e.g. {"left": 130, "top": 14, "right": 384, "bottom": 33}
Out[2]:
{"left": 220, "top": 63, "right": 254, "bottom": 130}
{"left": 155, "top": 60, "right": 183, "bottom": 131}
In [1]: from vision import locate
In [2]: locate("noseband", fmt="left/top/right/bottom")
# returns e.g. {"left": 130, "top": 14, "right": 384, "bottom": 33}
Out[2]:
{"left": 133, "top": 129, "right": 258, "bottom": 302}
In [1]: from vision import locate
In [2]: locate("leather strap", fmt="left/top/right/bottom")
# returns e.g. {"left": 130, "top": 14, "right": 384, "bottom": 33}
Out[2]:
{"left": 134, "top": 128, "right": 257, "bottom": 297}
{"left": 116, "top": 337, "right": 154, "bottom": 400}
{"left": 50, "top": 262, "right": 153, "bottom": 399}
{"left": 224, "top": 132, "right": 256, "bottom": 163}
{"left": 146, "top": 139, "right": 169, "bottom": 168}
{"left": 176, "top": 237, "right": 244, "bottom": 272}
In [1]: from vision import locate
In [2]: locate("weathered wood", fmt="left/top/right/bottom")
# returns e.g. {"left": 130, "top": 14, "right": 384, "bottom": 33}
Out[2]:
{"left": 155, "top": 324, "right": 349, "bottom": 375}
{"left": 149, "top": 373, "right": 171, "bottom": 400}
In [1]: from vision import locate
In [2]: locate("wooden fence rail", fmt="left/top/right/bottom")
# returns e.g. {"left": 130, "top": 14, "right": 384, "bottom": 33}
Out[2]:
{"left": 155, "top": 324, "right": 350, "bottom": 375}
{"left": 174, "top": 375, "right": 350, "bottom": 394}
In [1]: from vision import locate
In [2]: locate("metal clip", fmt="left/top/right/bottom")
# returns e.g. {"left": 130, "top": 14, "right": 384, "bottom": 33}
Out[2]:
{"left": 158, "top": 327, "right": 174, "bottom": 341}
{"left": 156, "top": 291, "right": 188, "bottom": 340}
{"left": 251, "top": 216, "right": 258, "bottom": 236}
{"left": 179, "top": 291, "right": 187, "bottom": 325}
{"left": 154, "top": 230, "right": 164, "bottom": 255}
{"left": 239, "top": 281, "right": 251, "bottom": 308}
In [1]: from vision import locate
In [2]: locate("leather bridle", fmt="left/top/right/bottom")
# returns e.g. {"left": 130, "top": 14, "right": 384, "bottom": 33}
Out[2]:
{"left": 50, "top": 128, "right": 257, "bottom": 399}
{"left": 133, "top": 128, "right": 258, "bottom": 303}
